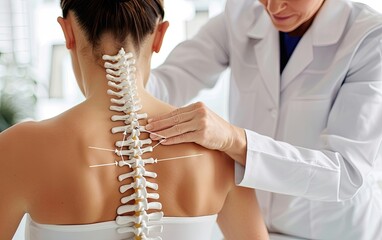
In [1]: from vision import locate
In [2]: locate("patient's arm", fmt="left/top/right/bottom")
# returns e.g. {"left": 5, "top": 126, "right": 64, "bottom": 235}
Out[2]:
{"left": 0, "top": 125, "right": 28, "bottom": 239}
{"left": 217, "top": 186, "right": 269, "bottom": 240}
{"left": 0, "top": 195, "right": 25, "bottom": 239}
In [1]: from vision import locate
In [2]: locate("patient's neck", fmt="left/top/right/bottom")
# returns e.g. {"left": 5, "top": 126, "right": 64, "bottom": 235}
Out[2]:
{"left": 79, "top": 53, "right": 150, "bottom": 110}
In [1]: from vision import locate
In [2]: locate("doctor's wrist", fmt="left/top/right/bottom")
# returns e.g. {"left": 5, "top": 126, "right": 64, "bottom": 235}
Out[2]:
{"left": 221, "top": 125, "right": 247, "bottom": 166}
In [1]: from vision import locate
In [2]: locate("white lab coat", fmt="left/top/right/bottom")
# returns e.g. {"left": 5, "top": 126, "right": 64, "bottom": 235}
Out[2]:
{"left": 148, "top": 0, "right": 382, "bottom": 239}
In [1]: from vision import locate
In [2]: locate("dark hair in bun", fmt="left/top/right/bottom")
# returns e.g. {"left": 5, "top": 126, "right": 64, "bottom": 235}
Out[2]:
{"left": 60, "top": 0, "right": 164, "bottom": 51}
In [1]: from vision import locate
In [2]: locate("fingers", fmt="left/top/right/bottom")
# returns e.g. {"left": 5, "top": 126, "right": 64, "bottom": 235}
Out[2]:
{"left": 149, "top": 120, "right": 198, "bottom": 140}
{"left": 145, "top": 102, "right": 209, "bottom": 146}
{"left": 146, "top": 102, "right": 205, "bottom": 132}
{"left": 146, "top": 110, "right": 195, "bottom": 132}
{"left": 160, "top": 131, "right": 199, "bottom": 145}
{"left": 147, "top": 102, "right": 203, "bottom": 124}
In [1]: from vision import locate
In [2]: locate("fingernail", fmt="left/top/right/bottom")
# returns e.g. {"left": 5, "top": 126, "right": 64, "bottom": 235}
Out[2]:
{"left": 146, "top": 124, "right": 153, "bottom": 130}
{"left": 147, "top": 118, "right": 153, "bottom": 123}
{"left": 150, "top": 134, "right": 159, "bottom": 140}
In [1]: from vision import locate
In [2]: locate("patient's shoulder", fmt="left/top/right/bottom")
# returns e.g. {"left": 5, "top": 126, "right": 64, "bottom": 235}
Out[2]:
{"left": 0, "top": 119, "right": 61, "bottom": 179}
{"left": 0, "top": 121, "right": 43, "bottom": 198}
{"left": 0, "top": 120, "right": 40, "bottom": 152}
{"left": 152, "top": 141, "right": 234, "bottom": 215}
{"left": 154, "top": 141, "right": 233, "bottom": 178}
{"left": 0, "top": 118, "right": 59, "bottom": 147}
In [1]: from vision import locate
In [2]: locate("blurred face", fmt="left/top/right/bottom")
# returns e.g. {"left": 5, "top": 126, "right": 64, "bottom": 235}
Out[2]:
{"left": 259, "top": 0, "right": 325, "bottom": 34}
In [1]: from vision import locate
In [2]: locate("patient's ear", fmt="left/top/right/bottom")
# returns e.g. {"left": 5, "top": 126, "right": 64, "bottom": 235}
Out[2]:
{"left": 152, "top": 21, "right": 169, "bottom": 53}
{"left": 57, "top": 16, "right": 75, "bottom": 49}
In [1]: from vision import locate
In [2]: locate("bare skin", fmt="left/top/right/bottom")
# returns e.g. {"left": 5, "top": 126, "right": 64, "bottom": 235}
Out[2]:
{"left": 0, "top": 11, "right": 268, "bottom": 240}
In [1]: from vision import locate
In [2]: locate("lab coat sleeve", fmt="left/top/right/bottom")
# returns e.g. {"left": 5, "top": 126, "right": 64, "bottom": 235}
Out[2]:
{"left": 236, "top": 30, "right": 382, "bottom": 202}
{"left": 146, "top": 13, "right": 230, "bottom": 106}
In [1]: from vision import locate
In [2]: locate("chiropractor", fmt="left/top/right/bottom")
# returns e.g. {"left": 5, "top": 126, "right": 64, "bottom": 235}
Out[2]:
{"left": 146, "top": 0, "right": 382, "bottom": 239}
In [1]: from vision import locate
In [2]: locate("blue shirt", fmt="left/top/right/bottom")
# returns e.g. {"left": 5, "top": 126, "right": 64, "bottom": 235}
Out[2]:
{"left": 279, "top": 32, "right": 302, "bottom": 73}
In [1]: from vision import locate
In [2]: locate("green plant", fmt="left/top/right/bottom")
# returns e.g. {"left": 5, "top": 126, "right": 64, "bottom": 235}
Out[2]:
{"left": 0, "top": 52, "right": 37, "bottom": 132}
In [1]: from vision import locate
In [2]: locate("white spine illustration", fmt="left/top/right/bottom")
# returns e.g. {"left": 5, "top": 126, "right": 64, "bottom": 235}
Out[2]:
{"left": 103, "top": 48, "right": 164, "bottom": 240}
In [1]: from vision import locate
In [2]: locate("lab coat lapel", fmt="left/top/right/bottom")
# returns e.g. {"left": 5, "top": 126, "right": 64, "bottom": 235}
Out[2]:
{"left": 248, "top": 9, "right": 280, "bottom": 106}
{"left": 281, "top": 0, "right": 351, "bottom": 91}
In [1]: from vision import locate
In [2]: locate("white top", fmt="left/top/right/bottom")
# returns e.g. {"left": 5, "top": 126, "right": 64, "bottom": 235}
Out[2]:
{"left": 25, "top": 214, "right": 217, "bottom": 240}
{"left": 147, "top": 0, "right": 382, "bottom": 239}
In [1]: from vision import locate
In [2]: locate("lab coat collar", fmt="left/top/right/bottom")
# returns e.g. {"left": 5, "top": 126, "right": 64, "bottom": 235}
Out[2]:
{"left": 247, "top": 2, "right": 272, "bottom": 40}
{"left": 249, "top": 4, "right": 280, "bottom": 106}
{"left": 246, "top": 0, "right": 352, "bottom": 93}
{"left": 247, "top": 0, "right": 352, "bottom": 46}
{"left": 310, "top": 0, "right": 351, "bottom": 46}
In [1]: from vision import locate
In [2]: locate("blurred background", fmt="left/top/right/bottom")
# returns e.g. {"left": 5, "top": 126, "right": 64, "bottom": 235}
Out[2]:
{"left": 0, "top": 0, "right": 380, "bottom": 239}
{"left": 0, "top": 0, "right": 228, "bottom": 131}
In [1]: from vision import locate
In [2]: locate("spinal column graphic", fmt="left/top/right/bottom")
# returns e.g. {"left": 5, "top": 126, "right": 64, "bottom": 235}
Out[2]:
{"left": 103, "top": 48, "right": 164, "bottom": 240}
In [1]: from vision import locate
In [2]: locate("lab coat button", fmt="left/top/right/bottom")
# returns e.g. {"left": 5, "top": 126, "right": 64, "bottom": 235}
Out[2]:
{"left": 270, "top": 109, "right": 278, "bottom": 118}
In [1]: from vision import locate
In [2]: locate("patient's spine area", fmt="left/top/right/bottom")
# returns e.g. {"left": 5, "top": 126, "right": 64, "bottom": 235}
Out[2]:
{"left": 103, "top": 48, "right": 164, "bottom": 240}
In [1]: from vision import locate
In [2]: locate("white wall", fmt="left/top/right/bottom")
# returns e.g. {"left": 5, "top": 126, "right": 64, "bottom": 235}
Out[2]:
{"left": 354, "top": 0, "right": 382, "bottom": 12}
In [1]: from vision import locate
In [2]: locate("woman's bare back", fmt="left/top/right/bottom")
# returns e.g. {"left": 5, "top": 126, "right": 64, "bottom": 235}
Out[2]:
{"left": 13, "top": 96, "right": 234, "bottom": 225}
